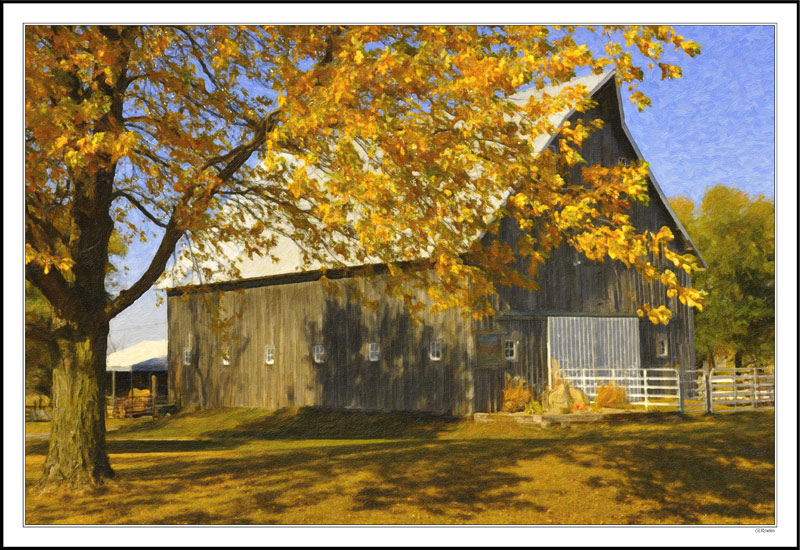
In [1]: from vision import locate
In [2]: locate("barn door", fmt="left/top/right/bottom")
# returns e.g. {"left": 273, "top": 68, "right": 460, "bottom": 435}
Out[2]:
{"left": 547, "top": 316, "right": 641, "bottom": 397}
{"left": 473, "top": 333, "right": 505, "bottom": 412}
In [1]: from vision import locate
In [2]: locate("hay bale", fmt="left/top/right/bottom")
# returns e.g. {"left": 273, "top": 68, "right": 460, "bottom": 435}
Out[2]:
{"left": 594, "top": 383, "right": 626, "bottom": 408}
{"left": 546, "top": 380, "right": 589, "bottom": 411}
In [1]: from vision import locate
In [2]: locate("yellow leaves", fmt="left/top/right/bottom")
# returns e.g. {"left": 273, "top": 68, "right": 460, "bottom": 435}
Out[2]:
{"left": 658, "top": 62, "right": 682, "bottom": 80}
{"left": 638, "top": 303, "right": 673, "bottom": 325}
{"left": 678, "top": 287, "right": 706, "bottom": 311}
{"left": 660, "top": 269, "right": 678, "bottom": 288}
{"left": 648, "top": 305, "right": 673, "bottom": 325}
{"left": 680, "top": 40, "right": 702, "bottom": 58}
{"left": 111, "top": 131, "right": 138, "bottom": 163}
{"left": 219, "top": 38, "right": 240, "bottom": 58}
{"left": 25, "top": 25, "right": 708, "bottom": 325}
{"left": 509, "top": 193, "right": 529, "bottom": 210}
{"left": 25, "top": 243, "right": 75, "bottom": 275}
{"left": 630, "top": 90, "right": 652, "bottom": 112}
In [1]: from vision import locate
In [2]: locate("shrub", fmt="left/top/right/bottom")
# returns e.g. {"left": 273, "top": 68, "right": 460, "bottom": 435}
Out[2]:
{"left": 502, "top": 373, "right": 532, "bottom": 413}
{"left": 594, "top": 382, "right": 627, "bottom": 408}
{"left": 524, "top": 398, "right": 544, "bottom": 415}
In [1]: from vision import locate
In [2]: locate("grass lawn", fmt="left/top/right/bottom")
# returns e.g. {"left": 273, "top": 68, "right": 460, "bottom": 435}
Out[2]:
{"left": 25, "top": 408, "right": 775, "bottom": 525}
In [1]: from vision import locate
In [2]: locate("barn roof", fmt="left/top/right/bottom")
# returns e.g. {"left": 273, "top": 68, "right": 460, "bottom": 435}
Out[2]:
{"left": 159, "top": 70, "right": 705, "bottom": 290}
{"left": 106, "top": 340, "right": 168, "bottom": 372}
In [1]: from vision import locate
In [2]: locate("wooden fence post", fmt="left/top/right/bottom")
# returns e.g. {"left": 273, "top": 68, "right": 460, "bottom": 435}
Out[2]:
{"left": 703, "top": 363, "right": 713, "bottom": 414}
{"left": 642, "top": 369, "right": 649, "bottom": 411}
{"left": 151, "top": 374, "right": 158, "bottom": 419}
{"left": 751, "top": 367, "right": 758, "bottom": 410}
{"left": 677, "top": 366, "right": 685, "bottom": 414}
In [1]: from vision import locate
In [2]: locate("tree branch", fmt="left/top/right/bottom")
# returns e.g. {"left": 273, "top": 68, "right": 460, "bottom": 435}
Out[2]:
{"left": 25, "top": 262, "right": 81, "bottom": 323}
{"left": 104, "top": 216, "right": 183, "bottom": 320}
{"left": 111, "top": 190, "right": 168, "bottom": 228}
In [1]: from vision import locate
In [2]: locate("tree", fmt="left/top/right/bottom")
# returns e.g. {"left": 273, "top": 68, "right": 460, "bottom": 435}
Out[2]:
{"left": 25, "top": 25, "right": 704, "bottom": 488}
{"left": 670, "top": 186, "right": 775, "bottom": 368}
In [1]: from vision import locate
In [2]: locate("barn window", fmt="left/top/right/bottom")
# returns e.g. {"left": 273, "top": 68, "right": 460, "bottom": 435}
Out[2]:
{"left": 504, "top": 339, "right": 517, "bottom": 361}
{"left": 618, "top": 156, "right": 629, "bottom": 167}
{"left": 429, "top": 340, "right": 442, "bottom": 361}
{"left": 221, "top": 345, "right": 231, "bottom": 366}
{"left": 313, "top": 344, "right": 325, "bottom": 364}
{"left": 368, "top": 342, "right": 380, "bottom": 362}
{"left": 265, "top": 345, "right": 275, "bottom": 365}
{"left": 183, "top": 347, "right": 192, "bottom": 366}
{"left": 656, "top": 334, "right": 669, "bottom": 357}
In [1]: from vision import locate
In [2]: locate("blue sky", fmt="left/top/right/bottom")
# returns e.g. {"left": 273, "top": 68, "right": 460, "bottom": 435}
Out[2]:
{"left": 622, "top": 25, "right": 775, "bottom": 203}
{"left": 108, "top": 25, "right": 776, "bottom": 350}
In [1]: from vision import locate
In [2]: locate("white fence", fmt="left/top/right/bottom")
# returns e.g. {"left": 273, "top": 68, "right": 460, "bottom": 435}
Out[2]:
{"left": 559, "top": 366, "right": 682, "bottom": 411}
{"left": 706, "top": 367, "right": 775, "bottom": 413}
{"left": 559, "top": 365, "right": 774, "bottom": 414}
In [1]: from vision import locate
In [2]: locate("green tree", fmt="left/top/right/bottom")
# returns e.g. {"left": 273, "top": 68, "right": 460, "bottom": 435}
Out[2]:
{"left": 671, "top": 185, "right": 774, "bottom": 368}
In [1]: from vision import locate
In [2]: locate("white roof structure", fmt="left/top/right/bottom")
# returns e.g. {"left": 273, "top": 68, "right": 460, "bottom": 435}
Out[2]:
{"left": 159, "top": 70, "right": 704, "bottom": 291}
{"left": 106, "top": 340, "right": 168, "bottom": 372}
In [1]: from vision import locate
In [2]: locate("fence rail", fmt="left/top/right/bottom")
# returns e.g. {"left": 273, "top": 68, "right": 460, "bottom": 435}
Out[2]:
{"left": 707, "top": 367, "right": 775, "bottom": 412}
{"left": 106, "top": 395, "right": 171, "bottom": 418}
{"left": 559, "top": 365, "right": 774, "bottom": 414}
{"left": 559, "top": 366, "right": 681, "bottom": 411}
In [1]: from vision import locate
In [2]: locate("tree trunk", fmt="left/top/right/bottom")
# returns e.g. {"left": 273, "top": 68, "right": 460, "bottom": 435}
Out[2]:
{"left": 40, "top": 322, "right": 114, "bottom": 489}
{"left": 734, "top": 350, "right": 744, "bottom": 370}
{"left": 706, "top": 349, "right": 716, "bottom": 371}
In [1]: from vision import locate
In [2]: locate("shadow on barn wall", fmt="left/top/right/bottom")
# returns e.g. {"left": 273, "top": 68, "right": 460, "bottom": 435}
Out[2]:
{"left": 304, "top": 288, "right": 461, "bottom": 415}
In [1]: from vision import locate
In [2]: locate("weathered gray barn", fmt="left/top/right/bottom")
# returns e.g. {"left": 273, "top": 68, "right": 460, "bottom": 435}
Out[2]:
{"left": 162, "top": 71, "right": 705, "bottom": 415}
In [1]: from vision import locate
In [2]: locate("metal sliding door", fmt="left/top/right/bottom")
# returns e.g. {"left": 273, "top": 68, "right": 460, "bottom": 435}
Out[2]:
{"left": 547, "top": 316, "right": 641, "bottom": 396}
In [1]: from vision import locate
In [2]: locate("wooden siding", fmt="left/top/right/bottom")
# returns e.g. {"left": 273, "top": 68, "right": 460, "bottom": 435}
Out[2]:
{"left": 472, "top": 317, "right": 548, "bottom": 412}
{"left": 168, "top": 274, "right": 475, "bottom": 415}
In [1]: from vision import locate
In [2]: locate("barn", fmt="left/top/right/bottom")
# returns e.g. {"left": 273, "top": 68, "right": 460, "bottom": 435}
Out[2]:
{"left": 160, "top": 70, "right": 705, "bottom": 415}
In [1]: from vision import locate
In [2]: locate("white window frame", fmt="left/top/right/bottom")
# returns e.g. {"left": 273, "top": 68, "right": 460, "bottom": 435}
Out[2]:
{"left": 503, "top": 339, "right": 517, "bottom": 362}
{"left": 656, "top": 334, "right": 669, "bottom": 358}
{"left": 183, "top": 347, "right": 192, "bottom": 366}
{"left": 265, "top": 345, "right": 275, "bottom": 365}
{"left": 313, "top": 344, "right": 325, "bottom": 364}
{"left": 429, "top": 340, "right": 442, "bottom": 361}
{"left": 221, "top": 345, "right": 231, "bottom": 366}
{"left": 368, "top": 342, "right": 380, "bottom": 362}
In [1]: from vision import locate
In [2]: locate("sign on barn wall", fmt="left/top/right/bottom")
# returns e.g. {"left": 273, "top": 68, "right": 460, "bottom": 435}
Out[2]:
{"left": 476, "top": 333, "right": 503, "bottom": 368}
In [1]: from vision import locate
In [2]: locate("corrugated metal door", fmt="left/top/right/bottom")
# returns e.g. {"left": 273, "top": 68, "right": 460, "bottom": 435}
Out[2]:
{"left": 547, "top": 316, "right": 641, "bottom": 396}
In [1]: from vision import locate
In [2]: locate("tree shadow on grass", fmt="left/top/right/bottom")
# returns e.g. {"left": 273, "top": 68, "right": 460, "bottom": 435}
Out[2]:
{"left": 121, "top": 436, "right": 553, "bottom": 522}
{"left": 26, "top": 438, "right": 236, "bottom": 456}
{"left": 198, "top": 406, "right": 461, "bottom": 441}
{"left": 549, "top": 412, "right": 775, "bottom": 524}
{"left": 26, "top": 411, "right": 774, "bottom": 525}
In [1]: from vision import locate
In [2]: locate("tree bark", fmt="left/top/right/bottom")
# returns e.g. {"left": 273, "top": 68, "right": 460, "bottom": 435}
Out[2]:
{"left": 39, "top": 322, "right": 114, "bottom": 489}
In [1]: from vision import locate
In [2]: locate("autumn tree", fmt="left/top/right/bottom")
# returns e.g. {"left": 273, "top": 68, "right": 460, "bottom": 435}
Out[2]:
{"left": 25, "top": 25, "right": 704, "bottom": 488}
{"left": 670, "top": 186, "right": 774, "bottom": 369}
